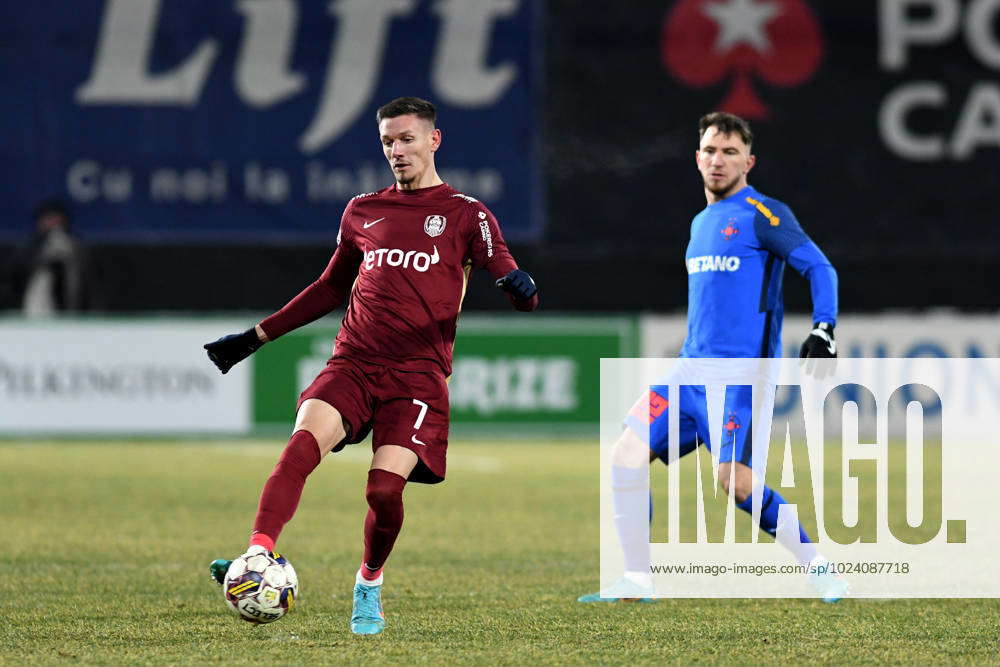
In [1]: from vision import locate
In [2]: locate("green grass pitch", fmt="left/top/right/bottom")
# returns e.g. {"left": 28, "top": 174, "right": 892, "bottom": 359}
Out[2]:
{"left": 3, "top": 440, "right": 999, "bottom": 664}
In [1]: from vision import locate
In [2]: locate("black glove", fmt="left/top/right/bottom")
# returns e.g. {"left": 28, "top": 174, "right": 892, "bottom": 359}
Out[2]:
{"left": 800, "top": 322, "right": 836, "bottom": 359}
{"left": 495, "top": 269, "right": 537, "bottom": 301}
{"left": 204, "top": 328, "right": 264, "bottom": 374}
{"left": 800, "top": 322, "right": 836, "bottom": 379}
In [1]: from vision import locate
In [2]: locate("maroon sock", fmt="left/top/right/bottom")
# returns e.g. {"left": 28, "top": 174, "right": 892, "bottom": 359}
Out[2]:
{"left": 361, "top": 469, "right": 407, "bottom": 577}
{"left": 251, "top": 430, "right": 322, "bottom": 547}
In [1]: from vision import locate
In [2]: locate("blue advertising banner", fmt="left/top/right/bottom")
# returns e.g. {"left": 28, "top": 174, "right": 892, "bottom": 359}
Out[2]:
{"left": 1, "top": 0, "right": 542, "bottom": 243}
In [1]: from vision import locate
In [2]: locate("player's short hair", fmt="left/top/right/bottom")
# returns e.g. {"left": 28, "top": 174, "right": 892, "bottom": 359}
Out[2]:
{"left": 33, "top": 198, "right": 70, "bottom": 225}
{"left": 376, "top": 97, "right": 437, "bottom": 127}
{"left": 698, "top": 112, "right": 753, "bottom": 149}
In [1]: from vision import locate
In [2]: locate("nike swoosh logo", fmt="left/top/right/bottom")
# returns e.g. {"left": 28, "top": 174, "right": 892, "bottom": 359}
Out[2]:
{"left": 411, "top": 434, "right": 426, "bottom": 446}
{"left": 362, "top": 217, "right": 385, "bottom": 229}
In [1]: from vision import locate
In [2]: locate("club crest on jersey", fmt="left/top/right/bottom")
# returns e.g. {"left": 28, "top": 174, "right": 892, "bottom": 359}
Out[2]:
{"left": 721, "top": 219, "right": 739, "bottom": 240}
{"left": 424, "top": 215, "right": 446, "bottom": 237}
{"left": 724, "top": 412, "right": 741, "bottom": 442}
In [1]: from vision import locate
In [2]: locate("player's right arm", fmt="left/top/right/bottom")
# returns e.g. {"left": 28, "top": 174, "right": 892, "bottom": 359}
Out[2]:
{"left": 256, "top": 237, "right": 362, "bottom": 341}
{"left": 204, "top": 204, "right": 363, "bottom": 374}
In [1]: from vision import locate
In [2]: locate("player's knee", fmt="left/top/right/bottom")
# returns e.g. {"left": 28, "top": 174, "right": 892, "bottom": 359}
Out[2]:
{"left": 365, "top": 479, "right": 403, "bottom": 510}
{"left": 730, "top": 484, "right": 751, "bottom": 504}
{"left": 294, "top": 399, "right": 347, "bottom": 454}
{"left": 719, "top": 479, "right": 751, "bottom": 504}
{"left": 718, "top": 471, "right": 733, "bottom": 497}
{"left": 718, "top": 463, "right": 753, "bottom": 503}
{"left": 279, "top": 431, "right": 321, "bottom": 471}
{"left": 611, "top": 428, "right": 649, "bottom": 468}
{"left": 296, "top": 423, "right": 343, "bottom": 455}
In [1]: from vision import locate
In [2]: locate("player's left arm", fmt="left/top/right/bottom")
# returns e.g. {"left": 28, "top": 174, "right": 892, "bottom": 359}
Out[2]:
{"left": 788, "top": 242, "right": 838, "bottom": 358}
{"left": 754, "top": 200, "right": 838, "bottom": 358}
{"left": 469, "top": 205, "right": 539, "bottom": 311}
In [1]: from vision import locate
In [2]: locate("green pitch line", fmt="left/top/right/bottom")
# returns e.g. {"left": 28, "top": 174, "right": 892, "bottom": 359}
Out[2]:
{"left": 1, "top": 441, "right": 998, "bottom": 664}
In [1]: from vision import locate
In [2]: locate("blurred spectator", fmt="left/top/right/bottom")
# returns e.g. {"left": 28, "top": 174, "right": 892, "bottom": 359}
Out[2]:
{"left": 18, "top": 199, "right": 88, "bottom": 316}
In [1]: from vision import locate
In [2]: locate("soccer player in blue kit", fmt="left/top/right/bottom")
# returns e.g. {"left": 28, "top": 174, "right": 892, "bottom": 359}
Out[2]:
{"left": 579, "top": 112, "right": 845, "bottom": 603}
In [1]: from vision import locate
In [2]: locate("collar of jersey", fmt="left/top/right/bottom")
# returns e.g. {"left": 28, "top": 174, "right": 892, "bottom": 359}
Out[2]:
{"left": 391, "top": 182, "right": 449, "bottom": 196}
{"left": 708, "top": 184, "right": 756, "bottom": 208}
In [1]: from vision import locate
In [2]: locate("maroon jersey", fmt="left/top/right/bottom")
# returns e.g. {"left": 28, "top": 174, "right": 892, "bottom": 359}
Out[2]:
{"left": 260, "top": 183, "right": 536, "bottom": 376}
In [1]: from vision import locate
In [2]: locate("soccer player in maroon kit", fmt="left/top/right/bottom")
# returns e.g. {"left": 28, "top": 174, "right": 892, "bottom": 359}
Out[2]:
{"left": 204, "top": 97, "right": 539, "bottom": 634}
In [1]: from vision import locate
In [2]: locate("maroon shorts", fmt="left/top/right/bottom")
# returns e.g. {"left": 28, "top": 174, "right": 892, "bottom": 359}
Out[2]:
{"left": 298, "top": 355, "right": 449, "bottom": 484}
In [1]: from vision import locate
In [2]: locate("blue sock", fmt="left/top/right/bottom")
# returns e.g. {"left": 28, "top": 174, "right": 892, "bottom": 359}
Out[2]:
{"left": 737, "top": 486, "right": 818, "bottom": 565}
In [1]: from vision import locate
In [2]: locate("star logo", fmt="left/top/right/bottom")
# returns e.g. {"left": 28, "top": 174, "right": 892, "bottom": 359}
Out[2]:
{"left": 702, "top": 0, "right": 779, "bottom": 53}
{"left": 661, "top": 0, "right": 823, "bottom": 119}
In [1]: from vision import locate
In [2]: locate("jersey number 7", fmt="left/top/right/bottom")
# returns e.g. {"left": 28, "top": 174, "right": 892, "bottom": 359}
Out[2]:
{"left": 410, "top": 399, "right": 428, "bottom": 446}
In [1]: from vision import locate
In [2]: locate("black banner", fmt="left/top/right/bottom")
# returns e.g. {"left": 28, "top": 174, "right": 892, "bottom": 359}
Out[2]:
{"left": 3, "top": 1, "right": 995, "bottom": 313}
{"left": 542, "top": 0, "right": 998, "bottom": 311}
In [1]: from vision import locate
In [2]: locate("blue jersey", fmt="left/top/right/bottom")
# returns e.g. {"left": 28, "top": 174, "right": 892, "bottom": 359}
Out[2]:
{"left": 681, "top": 185, "right": 837, "bottom": 358}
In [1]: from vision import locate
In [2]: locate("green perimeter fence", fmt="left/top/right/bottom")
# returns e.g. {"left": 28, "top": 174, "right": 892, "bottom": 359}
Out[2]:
{"left": 0, "top": 315, "right": 639, "bottom": 438}
{"left": 252, "top": 315, "right": 639, "bottom": 436}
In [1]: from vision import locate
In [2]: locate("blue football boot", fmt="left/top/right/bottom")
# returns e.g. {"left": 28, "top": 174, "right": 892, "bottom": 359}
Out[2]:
{"left": 351, "top": 582, "right": 385, "bottom": 634}
{"left": 809, "top": 559, "right": 850, "bottom": 603}
{"left": 577, "top": 577, "right": 655, "bottom": 603}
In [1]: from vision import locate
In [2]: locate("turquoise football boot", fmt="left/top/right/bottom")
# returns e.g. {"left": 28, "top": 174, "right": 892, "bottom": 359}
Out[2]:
{"left": 209, "top": 559, "right": 232, "bottom": 586}
{"left": 809, "top": 560, "right": 850, "bottom": 603}
{"left": 577, "top": 577, "right": 655, "bottom": 603}
{"left": 351, "top": 582, "right": 385, "bottom": 634}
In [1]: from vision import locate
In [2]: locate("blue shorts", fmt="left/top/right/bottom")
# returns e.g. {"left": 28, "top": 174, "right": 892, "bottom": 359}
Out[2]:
{"left": 625, "top": 384, "right": 755, "bottom": 466}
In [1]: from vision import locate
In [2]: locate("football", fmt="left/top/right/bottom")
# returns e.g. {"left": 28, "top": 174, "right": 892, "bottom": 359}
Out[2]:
{"left": 223, "top": 548, "right": 298, "bottom": 624}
